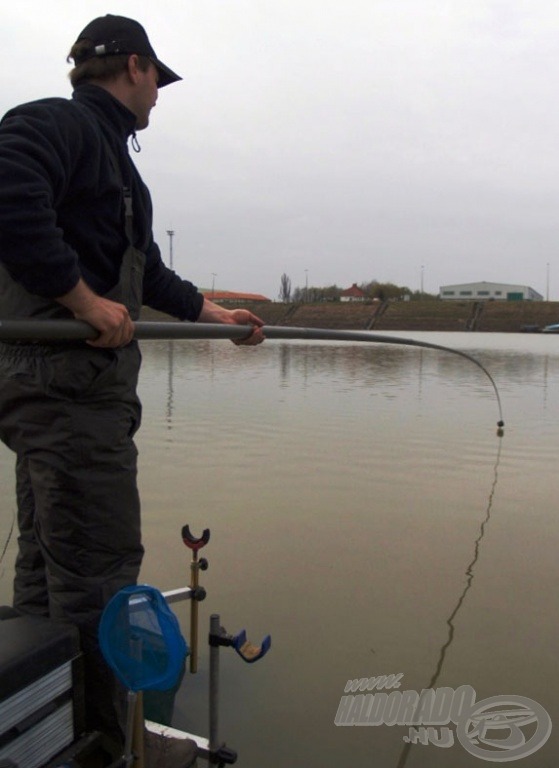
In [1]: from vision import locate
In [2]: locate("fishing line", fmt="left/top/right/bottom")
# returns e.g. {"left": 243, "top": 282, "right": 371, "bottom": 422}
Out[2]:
{"left": 395, "top": 437, "right": 503, "bottom": 767}
{"left": 0, "top": 320, "right": 506, "bottom": 433}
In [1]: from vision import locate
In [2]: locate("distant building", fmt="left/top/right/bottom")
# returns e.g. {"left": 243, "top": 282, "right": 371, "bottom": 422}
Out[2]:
{"left": 340, "top": 283, "right": 367, "bottom": 302}
{"left": 204, "top": 290, "right": 271, "bottom": 304}
{"left": 439, "top": 282, "right": 543, "bottom": 301}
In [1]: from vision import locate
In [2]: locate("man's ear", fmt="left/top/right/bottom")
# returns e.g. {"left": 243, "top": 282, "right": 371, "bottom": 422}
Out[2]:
{"left": 126, "top": 54, "right": 142, "bottom": 84}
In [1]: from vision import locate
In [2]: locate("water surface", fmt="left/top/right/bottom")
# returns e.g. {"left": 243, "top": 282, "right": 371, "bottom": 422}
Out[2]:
{"left": 0, "top": 332, "right": 557, "bottom": 767}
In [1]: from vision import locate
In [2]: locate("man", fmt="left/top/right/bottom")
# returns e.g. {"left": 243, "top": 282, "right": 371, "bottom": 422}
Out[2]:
{"left": 0, "top": 14, "right": 264, "bottom": 766}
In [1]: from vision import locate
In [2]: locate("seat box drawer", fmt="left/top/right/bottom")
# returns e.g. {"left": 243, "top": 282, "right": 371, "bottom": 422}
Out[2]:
{"left": 0, "top": 614, "right": 83, "bottom": 768}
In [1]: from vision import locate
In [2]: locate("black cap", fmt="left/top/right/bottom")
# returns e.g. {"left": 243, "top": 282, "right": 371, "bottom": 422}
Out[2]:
{"left": 73, "top": 15, "right": 181, "bottom": 88}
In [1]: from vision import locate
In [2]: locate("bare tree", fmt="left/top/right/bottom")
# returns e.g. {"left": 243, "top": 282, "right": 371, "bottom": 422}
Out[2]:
{"left": 279, "top": 273, "right": 292, "bottom": 302}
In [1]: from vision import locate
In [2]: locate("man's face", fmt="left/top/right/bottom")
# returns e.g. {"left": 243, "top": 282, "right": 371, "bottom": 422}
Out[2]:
{"left": 131, "top": 61, "right": 159, "bottom": 130}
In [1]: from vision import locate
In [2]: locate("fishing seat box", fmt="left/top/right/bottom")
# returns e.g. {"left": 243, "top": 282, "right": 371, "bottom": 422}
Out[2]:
{"left": 0, "top": 608, "right": 84, "bottom": 768}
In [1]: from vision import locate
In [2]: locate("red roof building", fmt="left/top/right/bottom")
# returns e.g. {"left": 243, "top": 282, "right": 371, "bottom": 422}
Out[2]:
{"left": 340, "top": 283, "right": 367, "bottom": 302}
{"left": 204, "top": 290, "right": 271, "bottom": 304}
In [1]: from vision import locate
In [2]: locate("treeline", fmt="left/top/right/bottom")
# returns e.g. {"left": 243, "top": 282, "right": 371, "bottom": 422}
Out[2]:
{"left": 278, "top": 274, "right": 437, "bottom": 302}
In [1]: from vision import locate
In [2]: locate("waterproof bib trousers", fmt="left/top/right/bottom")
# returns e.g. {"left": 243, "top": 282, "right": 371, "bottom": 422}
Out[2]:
{"left": 0, "top": 174, "right": 147, "bottom": 743}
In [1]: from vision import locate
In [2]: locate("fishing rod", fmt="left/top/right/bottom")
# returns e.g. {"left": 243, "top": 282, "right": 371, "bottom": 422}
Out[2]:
{"left": 0, "top": 319, "right": 505, "bottom": 433}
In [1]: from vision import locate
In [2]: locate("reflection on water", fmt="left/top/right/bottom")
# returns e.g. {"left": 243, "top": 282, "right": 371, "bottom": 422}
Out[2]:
{"left": 431, "top": 438, "right": 502, "bottom": 687}
{"left": 136, "top": 333, "right": 559, "bottom": 768}
{"left": 166, "top": 341, "right": 175, "bottom": 430}
{"left": 0, "top": 333, "right": 558, "bottom": 767}
{"left": 396, "top": 439, "right": 502, "bottom": 768}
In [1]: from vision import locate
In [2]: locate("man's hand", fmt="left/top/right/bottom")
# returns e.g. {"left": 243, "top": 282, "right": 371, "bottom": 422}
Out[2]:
{"left": 56, "top": 279, "right": 134, "bottom": 347}
{"left": 198, "top": 299, "right": 265, "bottom": 345}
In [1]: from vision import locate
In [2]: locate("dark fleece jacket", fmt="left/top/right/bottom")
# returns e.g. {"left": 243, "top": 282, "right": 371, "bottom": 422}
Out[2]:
{"left": 0, "top": 83, "right": 203, "bottom": 321}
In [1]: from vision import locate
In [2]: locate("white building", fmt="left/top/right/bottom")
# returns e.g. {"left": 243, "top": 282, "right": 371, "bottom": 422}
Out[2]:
{"left": 439, "top": 282, "right": 543, "bottom": 301}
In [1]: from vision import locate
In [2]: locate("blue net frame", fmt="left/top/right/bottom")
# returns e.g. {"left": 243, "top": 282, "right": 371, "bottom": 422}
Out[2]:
{"left": 99, "top": 584, "right": 189, "bottom": 691}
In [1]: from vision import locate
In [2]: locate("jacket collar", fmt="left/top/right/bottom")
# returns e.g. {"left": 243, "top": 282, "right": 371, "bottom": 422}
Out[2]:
{"left": 72, "top": 84, "right": 137, "bottom": 139}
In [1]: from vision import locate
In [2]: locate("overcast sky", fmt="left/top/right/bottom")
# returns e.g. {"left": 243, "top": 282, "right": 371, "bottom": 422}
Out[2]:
{"left": 2, "top": 1, "right": 559, "bottom": 299}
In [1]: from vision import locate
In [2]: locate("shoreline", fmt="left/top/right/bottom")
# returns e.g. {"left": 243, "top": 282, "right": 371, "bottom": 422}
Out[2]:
{"left": 141, "top": 300, "right": 559, "bottom": 333}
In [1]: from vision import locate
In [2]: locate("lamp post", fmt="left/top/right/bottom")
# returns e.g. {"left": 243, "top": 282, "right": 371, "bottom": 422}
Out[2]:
{"left": 166, "top": 230, "right": 174, "bottom": 270}
{"left": 305, "top": 269, "right": 308, "bottom": 303}
{"left": 211, "top": 273, "right": 217, "bottom": 299}
{"left": 546, "top": 262, "right": 550, "bottom": 301}
{"left": 420, "top": 265, "right": 424, "bottom": 298}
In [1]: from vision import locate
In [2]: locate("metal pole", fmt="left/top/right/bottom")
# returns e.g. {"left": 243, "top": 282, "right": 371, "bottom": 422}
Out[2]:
{"left": 189, "top": 548, "right": 200, "bottom": 674}
{"left": 123, "top": 690, "right": 138, "bottom": 767}
{"left": 211, "top": 273, "right": 217, "bottom": 299}
{"left": 132, "top": 692, "right": 145, "bottom": 768}
{"left": 166, "top": 230, "right": 174, "bottom": 270}
{"left": 209, "top": 614, "right": 220, "bottom": 759}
